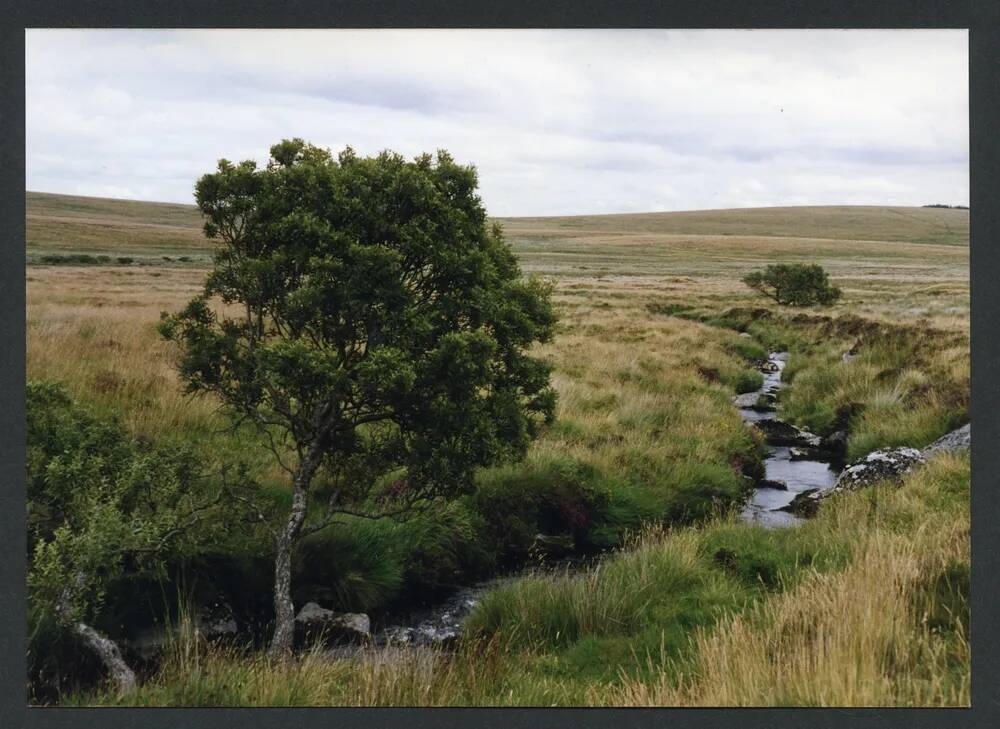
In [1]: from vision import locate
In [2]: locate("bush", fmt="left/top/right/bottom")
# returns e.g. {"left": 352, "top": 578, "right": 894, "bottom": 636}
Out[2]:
{"left": 39, "top": 254, "right": 112, "bottom": 266}
{"left": 743, "top": 264, "right": 841, "bottom": 306}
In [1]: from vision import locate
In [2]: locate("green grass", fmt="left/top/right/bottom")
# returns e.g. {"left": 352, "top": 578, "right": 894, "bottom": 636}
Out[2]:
{"left": 71, "top": 453, "right": 969, "bottom": 706}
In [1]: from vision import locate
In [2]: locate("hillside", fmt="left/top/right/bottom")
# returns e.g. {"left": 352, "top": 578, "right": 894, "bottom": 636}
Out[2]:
{"left": 499, "top": 205, "right": 969, "bottom": 247}
{"left": 27, "top": 192, "right": 969, "bottom": 259}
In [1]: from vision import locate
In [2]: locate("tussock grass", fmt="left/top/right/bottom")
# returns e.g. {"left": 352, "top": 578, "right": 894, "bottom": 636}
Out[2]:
{"left": 778, "top": 324, "right": 968, "bottom": 459}
{"left": 604, "top": 455, "right": 969, "bottom": 707}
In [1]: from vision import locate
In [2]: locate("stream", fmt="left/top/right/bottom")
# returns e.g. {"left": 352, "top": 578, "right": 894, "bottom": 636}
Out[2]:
{"left": 737, "top": 351, "right": 841, "bottom": 528}
{"left": 332, "top": 351, "right": 841, "bottom": 654}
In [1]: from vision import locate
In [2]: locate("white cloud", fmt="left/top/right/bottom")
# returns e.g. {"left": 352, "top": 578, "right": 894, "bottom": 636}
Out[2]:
{"left": 26, "top": 29, "right": 968, "bottom": 215}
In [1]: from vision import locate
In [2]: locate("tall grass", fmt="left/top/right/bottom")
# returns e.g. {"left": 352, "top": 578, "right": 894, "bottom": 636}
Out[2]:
{"left": 778, "top": 324, "right": 968, "bottom": 459}
{"left": 74, "top": 454, "right": 967, "bottom": 707}
{"left": 601, "top": 454, "right": 970, "bottom": 707}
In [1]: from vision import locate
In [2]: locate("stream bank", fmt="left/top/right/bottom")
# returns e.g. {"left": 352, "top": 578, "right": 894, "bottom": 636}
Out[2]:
{"left": 736, "top": 352, "right": 843, "bottom": 528}
{"left": 324, "top": 351, "right": 842, "bottom": 653}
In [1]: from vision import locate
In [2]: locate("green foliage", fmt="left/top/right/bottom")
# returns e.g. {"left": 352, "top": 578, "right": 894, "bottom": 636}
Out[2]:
{"left": 472, "top": 456, "right": 609, "bottom": 563}
{"left": 159, "top": 138, "right": 557, "bottom": 523}
{"left": 725, "top": 337, "right": 767, "bottom": 363}
{"left": 38, "top": 253, "right": 113, "bottom": 266}
{"left": 775, "top": 322, "right": 968, "bottom": 457}
{"left": 26, "top": 380, "right": 233, "bottom": 702}
{"left": 742, "top": 264, "right": 842, "bottom": 306}
{"left": 733, "top": 370, "right": 765, "bottom": 394}
{"left": 294, "top": 520, "right": 406, "bottom": 613}
{"left": 27, "top": 381, "right": 220, "bottom": 626}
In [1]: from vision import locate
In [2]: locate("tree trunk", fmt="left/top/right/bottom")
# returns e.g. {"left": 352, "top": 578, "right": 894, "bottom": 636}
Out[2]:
{"left": 56, "top": 571, "right": 136, "bottom": 695}
{"left": 73, "top": 622, "right": 136, "bottom": 695}
{"left": 267, "top": 457, "right": 317, "bottom": 659}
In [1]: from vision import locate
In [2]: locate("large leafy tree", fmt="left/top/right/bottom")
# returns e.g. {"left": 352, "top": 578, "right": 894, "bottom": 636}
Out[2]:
{"left": 160, "top": 140, "right": 557, "bottom": 656}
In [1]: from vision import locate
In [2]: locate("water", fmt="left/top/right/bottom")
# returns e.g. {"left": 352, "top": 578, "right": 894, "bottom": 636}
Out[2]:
{"left": 737, "top": 352, "right": 840, "bottom": 528}
{"left": 330, "top": 354, "right": 835, "bottom": 654}
{"left": 324, "top": 557, "right": 594, "bottom": 657}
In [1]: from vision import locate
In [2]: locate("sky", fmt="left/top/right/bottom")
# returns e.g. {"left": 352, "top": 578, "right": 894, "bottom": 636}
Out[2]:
{"left": 26, "top": 29, "right": 968, "bottom": 216}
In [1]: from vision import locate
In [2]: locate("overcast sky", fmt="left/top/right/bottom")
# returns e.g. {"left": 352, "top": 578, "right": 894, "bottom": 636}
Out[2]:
{"left": 26, "top": 29, "right": 968, "bottom": 216}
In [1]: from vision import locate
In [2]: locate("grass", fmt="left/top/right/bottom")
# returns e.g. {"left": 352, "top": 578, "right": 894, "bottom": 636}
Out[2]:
{"left": 74, "top": 453, "right": 969, "bottom": 706}
{"left": 27, "top": 192, "right": 969, "bottom": 706}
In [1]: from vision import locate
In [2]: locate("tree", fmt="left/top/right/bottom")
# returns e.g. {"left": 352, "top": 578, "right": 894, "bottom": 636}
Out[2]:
{"left": 742, "top": 263, "right": 842, "bottom": 306}
{"left": 159, "top": 140, "right": 557, "bottom": 657}
{"left": 27, "top": 381, "right": 222, "bottom": 695}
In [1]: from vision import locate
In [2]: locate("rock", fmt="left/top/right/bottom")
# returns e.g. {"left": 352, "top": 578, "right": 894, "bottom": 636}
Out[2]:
{"left": 778, "top": 489, "right": 823, "bottom": 518}
{"left": 739, "top": 332, "right": 752, "bottom": 338}
{"left": 295, "top": 602, "right": 371, "bottom": 646}
{"left": 530, "top": 532, "right": 575, "bottom": 559}
{"left": 753, "top": 419, "right": 822, "bottom": 448}
{"left": 788, "top": 447, "right": 815, "bottom": 461}
{"left": 842, "top": 341, "right": 862, "bottom": 363}
{"left": 196, "top": 600, "right": 238, "bottom": 641}
{"left": 821, "top": 430, "right": 848, "bottom": 455}
{"left": 757, "top": 479, "right": 787, "bottom": 491}
{"left": 778, "top": 445, "right": 928, "bottom": 520}
{"left": 749, "top": 394, "right": 777, "bottom": 412}
{"left": 921, "top": 424, "right": 970, "bottom": 457}
{"left": 833, "top": 447, "right": 924, "bottom": 491}
{"left": 759, "top": 361, "right": 780, "bottom": 373}
{"left": 733, "top": 392, "right": 760, "bottom": 408}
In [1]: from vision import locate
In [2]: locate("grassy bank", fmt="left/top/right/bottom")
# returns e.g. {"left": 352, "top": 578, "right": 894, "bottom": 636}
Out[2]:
{"left": 74, "top": 453, "right": 969, "bottom": 706}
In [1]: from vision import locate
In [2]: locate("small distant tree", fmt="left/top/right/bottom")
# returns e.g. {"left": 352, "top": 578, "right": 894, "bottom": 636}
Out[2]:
{"left": 159, "top": 139, "right": 557, "bottom": 657}
{"left": 742, "top": 263, "right": 842, "bottom": 306}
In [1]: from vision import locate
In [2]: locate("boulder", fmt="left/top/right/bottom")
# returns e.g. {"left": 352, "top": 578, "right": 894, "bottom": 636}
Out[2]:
{"left": 833, "top": 447, "right": 924, "bottom": 491}
{"left": 739, "top": 332, "right": 752, "bottom": 338}
{"left": 196, "top": 600, "right": 238, "bottom": 641}
{"left": 788, "top": 447, "right": 817, "bottom": 461}
{"left": 753, "top": 419, "right": 822, "bottom": 448}
{"left": 778, "top": 489, "right": 823, "bottom": 518}
{"left": 820, "top": 429, "right": 848, "bottom": 456}
{"left": 759, "top": 361, "right": 780, "bottom": 373}
{"left": 530, "top": 532, "right": 575, "bottom": 559}
{"left": 733, "top": 392, "right": 761, "bottom": 408}
{"left": 778, "top": 445, "right": 931, "bottom": 520}
{"left": 921, "top": 424, "right": 970, "bottom": 457}
{"left": 295, "top": 602, "right": 371, "bottom": 646}
{"left": 757, "top": 479, "right": 787, "bottom": 491}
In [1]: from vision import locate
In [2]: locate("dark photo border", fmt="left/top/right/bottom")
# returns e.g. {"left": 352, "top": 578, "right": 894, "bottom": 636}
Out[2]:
{"left": 2, "top": 2, "right": 997, "bottom": 727}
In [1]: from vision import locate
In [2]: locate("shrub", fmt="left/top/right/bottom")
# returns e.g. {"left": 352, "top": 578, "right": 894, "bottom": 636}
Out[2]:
{"left": 27, "top": 380, "right": 228, "bottom": 697}
{"left": 743, "top": 264, "right": 842, "bottom": 306}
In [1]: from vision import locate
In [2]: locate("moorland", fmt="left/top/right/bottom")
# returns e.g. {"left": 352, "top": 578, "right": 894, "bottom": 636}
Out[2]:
{"left": 26, "top": 191, "right": 969, "bottom": 706}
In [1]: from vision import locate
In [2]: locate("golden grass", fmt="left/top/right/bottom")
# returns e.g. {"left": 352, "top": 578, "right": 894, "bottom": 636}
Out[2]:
{"left": 600, "top": 455, "right": 970, "bottom": 707}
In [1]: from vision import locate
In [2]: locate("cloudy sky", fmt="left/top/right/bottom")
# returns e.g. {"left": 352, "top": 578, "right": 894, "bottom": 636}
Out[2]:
{"left": 26, "top": 29, "right": 968, "bottom": 216}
